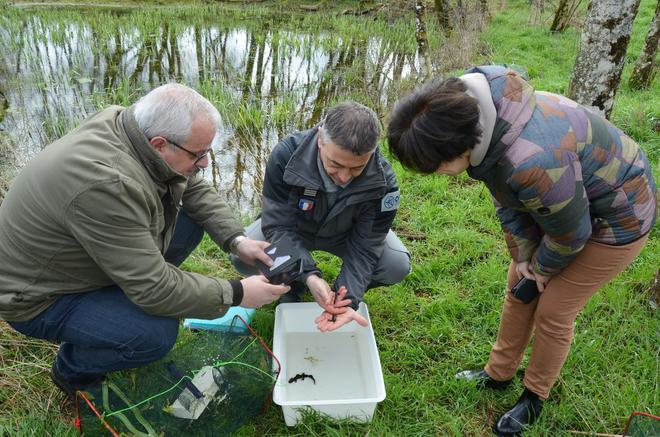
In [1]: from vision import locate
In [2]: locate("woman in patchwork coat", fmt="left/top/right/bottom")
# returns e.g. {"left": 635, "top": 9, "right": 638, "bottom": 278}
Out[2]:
{"left": 387, "top": 65, "right": 657, "bottom": 436}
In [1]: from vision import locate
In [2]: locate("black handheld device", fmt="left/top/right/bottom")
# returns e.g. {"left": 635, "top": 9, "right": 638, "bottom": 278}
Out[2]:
{"left": 255, "top": 237, "right": 304, "bottom": 285}
{"left": 511, "top": 277, "right": 539, "bottom": 304}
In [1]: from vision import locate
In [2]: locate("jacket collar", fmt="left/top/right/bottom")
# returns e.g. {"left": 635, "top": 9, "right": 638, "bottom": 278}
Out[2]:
{"left": 460, "top": 72, "right": 496, "bottom": 167}
{"left": 464, "top": 66, "right": 537, "bottom": 181}
{"left": 467, "top": 118, "right": 513, "bottom": 181}
{"left": 283, "top": 127, "right": 387, "bottom": 193}
{"left": 283, "top": 128, "right": 324, "bottom": 188}
{"left": 118, "top": 105, "right": 187, "bottom": 186}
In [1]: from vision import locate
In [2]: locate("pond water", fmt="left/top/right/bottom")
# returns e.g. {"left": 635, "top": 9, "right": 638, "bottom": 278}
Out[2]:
{"left": 0, "top": 5, "right": 419, "bottom": 214}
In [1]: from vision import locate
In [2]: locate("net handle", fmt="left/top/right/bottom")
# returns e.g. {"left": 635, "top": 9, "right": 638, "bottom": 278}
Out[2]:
{"left": 622, "top": 411, "right": 660, "bottom": 436}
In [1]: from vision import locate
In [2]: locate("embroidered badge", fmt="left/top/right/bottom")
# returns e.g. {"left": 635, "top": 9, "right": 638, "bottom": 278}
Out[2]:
{"left": 298, "top": 198, "right": 315, "bottom": 211}
{"left": 381, "top": 190, "right": 400, "bottom": 212}
{"left": 303, "top": 188, "right": 318, "bottom": 197}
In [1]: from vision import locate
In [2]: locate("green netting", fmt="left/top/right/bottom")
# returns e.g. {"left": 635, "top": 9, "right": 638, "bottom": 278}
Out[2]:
{"left": 624, "top": 412, "right": 660, "bottom": 437}
{"left": 76, "top": 321, "right": 278, "bottom": 437}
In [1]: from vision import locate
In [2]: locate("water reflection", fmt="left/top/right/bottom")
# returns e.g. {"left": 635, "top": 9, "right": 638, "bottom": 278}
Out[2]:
{"left": 0, "top": 6, "right": 417, "bottom": 213}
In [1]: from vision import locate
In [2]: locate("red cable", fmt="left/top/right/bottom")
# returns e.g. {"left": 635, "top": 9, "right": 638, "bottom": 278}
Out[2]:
{"left": 76, "top": 391, "right": 119, "bottom": 437}
{"left": 234, "top": 315, "right": 282, "bottom": 413}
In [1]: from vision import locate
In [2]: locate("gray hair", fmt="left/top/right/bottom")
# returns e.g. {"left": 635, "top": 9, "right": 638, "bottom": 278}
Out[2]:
{"left": 134, "top": 83, "right": 222, "bottom": 145}
{"left": 321, "top": 102, "right": 380, "bottom": 155}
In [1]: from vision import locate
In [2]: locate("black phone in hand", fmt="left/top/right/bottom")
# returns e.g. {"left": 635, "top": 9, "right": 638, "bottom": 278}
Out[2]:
{"left": 254, "top": 237, "right": 304, "bottom": 285}
{"left": 511, "top": 277, "right": 539, "bottom": 304}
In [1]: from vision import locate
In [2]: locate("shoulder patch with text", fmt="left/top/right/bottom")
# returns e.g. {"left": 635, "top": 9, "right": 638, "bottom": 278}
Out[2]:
{"left": 381, "top": 190, "right": 400, "bottom": 212}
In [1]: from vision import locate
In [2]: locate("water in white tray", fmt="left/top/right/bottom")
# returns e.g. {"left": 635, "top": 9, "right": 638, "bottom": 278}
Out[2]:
{"left": 283, "top": 331, "right": 370, "bottom": 401}
{"left": 273, "top": 303, "right": 385, "bottom": 425}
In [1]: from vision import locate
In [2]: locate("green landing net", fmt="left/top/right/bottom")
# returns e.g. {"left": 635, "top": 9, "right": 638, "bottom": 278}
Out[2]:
{"left": 623, "top": 412, "right": 660, "bottom": 437}
{"left": 75, "top": 316, "right": 280, "bottom": 437}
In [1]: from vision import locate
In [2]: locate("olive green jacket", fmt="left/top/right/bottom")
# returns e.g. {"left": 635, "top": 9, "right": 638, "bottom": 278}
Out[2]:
{"left": 0, "top": 106, "right": 244, "bottom": 321}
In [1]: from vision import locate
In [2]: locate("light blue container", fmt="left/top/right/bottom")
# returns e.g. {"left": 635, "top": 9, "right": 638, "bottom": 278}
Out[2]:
{"left": 183, "top": 306, "right": 255, "bottom": 333}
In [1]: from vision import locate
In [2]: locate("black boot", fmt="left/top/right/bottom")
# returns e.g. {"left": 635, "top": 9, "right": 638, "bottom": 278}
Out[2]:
{"left": 50, "top": 362, "right": 104, "bottom": 400}
{"left": 455, "top": 369, "right": 512, "bottom": 390}
{"left": 493, "top": 388, "right": 544, "bottom": 436}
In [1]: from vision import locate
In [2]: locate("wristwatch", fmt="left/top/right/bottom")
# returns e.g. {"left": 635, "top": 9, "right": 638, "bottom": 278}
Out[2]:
{"left": 229, "top": 235, "right": 247, "bottom": 254}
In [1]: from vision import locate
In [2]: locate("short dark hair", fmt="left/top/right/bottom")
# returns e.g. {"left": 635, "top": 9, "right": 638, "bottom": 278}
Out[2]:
{"left": 387, "top": 77, "right": 481, "bottom": 174}
{"left": 322, "top": 102, "right": 380, "bottom": 155}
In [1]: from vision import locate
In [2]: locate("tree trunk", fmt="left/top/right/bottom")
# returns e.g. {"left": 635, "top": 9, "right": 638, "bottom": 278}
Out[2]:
{"left": 629, "top": 0, "right": 660, "bottom": 89}
{"left": 550, "top": 0, "right": 570, "bottom": 31}
{"left": 433, "top": 0, "right": 452, "bottom": 35}
{"left": 567, "top": 0, "right": 641, "bottom": 118}
{"left": 415, "top": 0, "right": 432, "bottom": 78}
{"left": 550, "top": 0, "right": 584, "bottom": 32}
{"left": 478, "top": 0, "right": 490, "bottom": 22}
{"left": 456, "top": 0, "right": 466, "bottom": 26}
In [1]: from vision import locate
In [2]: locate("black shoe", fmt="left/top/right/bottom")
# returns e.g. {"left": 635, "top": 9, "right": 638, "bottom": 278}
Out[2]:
{"left": 493, "top": 388, "right": 544, "bottom": 436}
{"left": 455, "top": 369, "right": 513, "bottom": 390}
{"left": 50, "top": 362, "right": 104, "bottom": 399}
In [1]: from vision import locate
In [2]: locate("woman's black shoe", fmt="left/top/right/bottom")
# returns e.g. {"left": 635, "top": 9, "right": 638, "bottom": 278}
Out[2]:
{"left": 493, "top": 388, "right": 543, "bottom": 436}
{"left": 455, "top": 369, "right": 512, "bottom": 390}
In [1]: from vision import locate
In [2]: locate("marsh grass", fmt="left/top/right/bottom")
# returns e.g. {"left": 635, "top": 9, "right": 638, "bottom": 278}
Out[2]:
{"left": 0, "top": 0, "right": 658, "bottom": 436}
{"left": 0, "top": 2, "right": 420, "bottom": 204}
{"left": 0, "top": 320, "right": 75, "bottom": 436}
{"left": 0, "top": 134, "right": 17, "bottom": 205}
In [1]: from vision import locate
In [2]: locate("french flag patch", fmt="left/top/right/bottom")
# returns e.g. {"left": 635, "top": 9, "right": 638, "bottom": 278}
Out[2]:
{"left": 298, "top": 198, "right": 315, "bottom": 211}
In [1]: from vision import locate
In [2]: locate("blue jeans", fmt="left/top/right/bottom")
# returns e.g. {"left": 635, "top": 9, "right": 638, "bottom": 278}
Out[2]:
{"left": 8, "top": 210, "right": 204, "bottom": 381}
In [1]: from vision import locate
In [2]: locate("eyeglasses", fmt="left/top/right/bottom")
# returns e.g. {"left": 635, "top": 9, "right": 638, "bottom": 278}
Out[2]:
{"left": 164, "top": 137, "right": 212, "bottom": 166}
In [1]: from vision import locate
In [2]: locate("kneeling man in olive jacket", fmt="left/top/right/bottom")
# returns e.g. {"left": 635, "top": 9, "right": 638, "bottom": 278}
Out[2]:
{"left": 0, "top": 84, "right": 289, "bottom": 398}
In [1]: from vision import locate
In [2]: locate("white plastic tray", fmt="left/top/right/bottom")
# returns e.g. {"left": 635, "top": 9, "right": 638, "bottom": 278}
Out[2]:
{"left": 272, "top": 302, "right": 386, "bottom": 426}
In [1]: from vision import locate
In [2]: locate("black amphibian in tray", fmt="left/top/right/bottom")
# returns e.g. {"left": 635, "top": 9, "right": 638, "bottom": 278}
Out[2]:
{"left": 288, "top": 373, "right": 316, "bottom": 384}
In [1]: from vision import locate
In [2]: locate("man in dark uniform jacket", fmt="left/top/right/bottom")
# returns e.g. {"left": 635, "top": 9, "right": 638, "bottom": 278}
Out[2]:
{"left": 233, "top": 102, "right": 410, "bottom": 331}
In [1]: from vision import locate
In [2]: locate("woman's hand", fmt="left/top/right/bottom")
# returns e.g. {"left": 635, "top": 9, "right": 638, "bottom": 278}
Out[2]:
{"left": 515, "top": 261, "right": 550, "bottom": 292}
{"left": 515, "top": 261, "right": 535, "bottom": 281}
{"left": 533, "top": 273, "right": 550, "bottom": 292}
